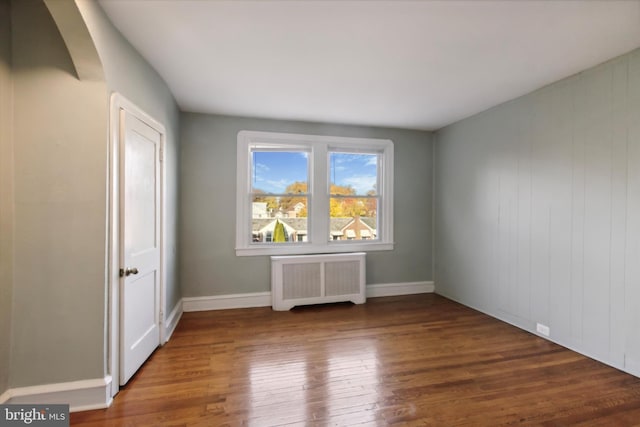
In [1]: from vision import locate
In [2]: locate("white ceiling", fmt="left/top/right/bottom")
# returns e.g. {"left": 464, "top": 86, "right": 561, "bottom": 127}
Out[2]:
{"left": 98, "top": 0, "right": 640, "bottom": 131}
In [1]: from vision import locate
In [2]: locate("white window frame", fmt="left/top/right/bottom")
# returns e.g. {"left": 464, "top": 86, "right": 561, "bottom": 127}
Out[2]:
{"left": 236, "top": 130, "right": 394, "bottom": 256}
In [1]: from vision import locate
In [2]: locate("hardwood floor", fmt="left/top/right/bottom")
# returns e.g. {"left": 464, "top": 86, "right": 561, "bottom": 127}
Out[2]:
{"left": 72, "top": 294, "right": 640, "bottom": 426}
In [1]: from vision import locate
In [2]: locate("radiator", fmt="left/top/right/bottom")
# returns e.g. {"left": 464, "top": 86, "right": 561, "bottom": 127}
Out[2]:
{"left": 271, "top": 252, "right": 366, "bottom": 311}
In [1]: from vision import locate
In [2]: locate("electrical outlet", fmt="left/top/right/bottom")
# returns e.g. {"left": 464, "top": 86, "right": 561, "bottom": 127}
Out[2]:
{"left": 536, "top": 323, "right": 550, "bottom": 337}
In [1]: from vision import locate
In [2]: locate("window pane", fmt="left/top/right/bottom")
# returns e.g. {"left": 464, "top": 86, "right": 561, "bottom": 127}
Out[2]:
{"left": 252, "top": 195, "right": 308, "bottom": 219}
{"left": 237, "top": 130, "right": 393, "bottom": 255}
{"left": 252, "top": 151, "right": 308, "bottom": 194}
{"left": 329, "top": 197, "right": 378, "bottom": 241}
{"left": 329, "top": 152, "right": 378, "bottom": 196}
{"left": 252, "top": 196, "right": 308, "bottom": 243}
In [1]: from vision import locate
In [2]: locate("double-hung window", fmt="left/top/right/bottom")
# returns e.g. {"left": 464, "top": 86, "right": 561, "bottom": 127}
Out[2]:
{"left": 236, "top": 131, "right": 393, "bottom": 256}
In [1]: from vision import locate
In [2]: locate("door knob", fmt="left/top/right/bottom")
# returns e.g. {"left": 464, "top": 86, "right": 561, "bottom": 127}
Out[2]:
{"left": 119, "top": 267, "right": 139, "bottom": 277}
{"left": 125, "top": 267, "right": 139, "bottom": 276}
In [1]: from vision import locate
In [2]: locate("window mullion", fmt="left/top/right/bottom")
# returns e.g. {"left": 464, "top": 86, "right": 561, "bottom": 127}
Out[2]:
{"left": 310, "top": 143, "right": 328, "bottom": 244}
{"left": 380, "top": 144, "right": 393, "bottom": 244}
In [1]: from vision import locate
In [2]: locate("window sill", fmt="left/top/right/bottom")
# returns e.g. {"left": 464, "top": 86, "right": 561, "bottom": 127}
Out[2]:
{"left": 235, "top": 242, "right": 394, "bottom": 257}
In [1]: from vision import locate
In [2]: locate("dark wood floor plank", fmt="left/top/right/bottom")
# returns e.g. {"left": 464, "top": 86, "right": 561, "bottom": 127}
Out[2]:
{"left": 71, "top": 294, "right": 640, "bottom": 426}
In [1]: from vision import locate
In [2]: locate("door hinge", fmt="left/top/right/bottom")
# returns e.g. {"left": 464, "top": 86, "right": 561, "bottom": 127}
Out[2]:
{"left": 159, "top": 147, "right": 163, "bottom": 162}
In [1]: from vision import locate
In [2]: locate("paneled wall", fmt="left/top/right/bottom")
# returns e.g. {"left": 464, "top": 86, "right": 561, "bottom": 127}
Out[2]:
{"left": 435, "top": 48, "right": 640, "bottom": 376}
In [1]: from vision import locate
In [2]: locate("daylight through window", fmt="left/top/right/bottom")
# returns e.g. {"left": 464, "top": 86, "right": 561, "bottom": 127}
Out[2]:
{"left": 236, "top": 131, "right": 394, "bottom": 256}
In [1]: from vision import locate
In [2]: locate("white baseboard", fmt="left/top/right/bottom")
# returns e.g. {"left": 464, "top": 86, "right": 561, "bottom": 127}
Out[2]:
{"left": 0, "top": 376, "right": 113, "bottom": 412}
{"left": 625, "top": 356, "right": 640, "bottom": 378}
{"left": 437, "top": 289, "right": 640, "bottom": 379}
{"left": 183, "top": 291, "right": 272, "bottom": 312}
{"left": 366, "top": 281, "right": 435, "bottom": 298}
{"left": 182, "top": 281, "right": 435, "bottom": 312}
{"left": 163, "top": 299, "right": 183, "bottom": 343}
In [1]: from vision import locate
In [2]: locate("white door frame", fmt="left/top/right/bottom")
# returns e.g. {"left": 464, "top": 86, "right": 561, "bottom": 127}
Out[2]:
{"left": 107, "top": 93, "right": 167, "bottom": 397}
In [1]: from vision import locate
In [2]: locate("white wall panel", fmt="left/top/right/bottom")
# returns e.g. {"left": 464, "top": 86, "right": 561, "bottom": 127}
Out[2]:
{"left": 609, "top": 58, "right": 629, "bottom": 367}
{"left": 435, "top": 48, "right": 640, "bottom": 376}
{"left": 570, "top": 78, "right": 587, "bottom": 348}
{"left": 581, "top": 65, "right": 612, "bottom": 361}
{"left": 545, "top": 81, "right": 574, "bottom": 343}
{"left": 625, "top": 50, "right": 640, "bottom": 375}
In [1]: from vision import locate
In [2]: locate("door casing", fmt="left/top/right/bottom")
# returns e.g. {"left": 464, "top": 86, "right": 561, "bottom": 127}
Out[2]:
{"left": 107, "top": 93, "right": 167, "bottom": 398}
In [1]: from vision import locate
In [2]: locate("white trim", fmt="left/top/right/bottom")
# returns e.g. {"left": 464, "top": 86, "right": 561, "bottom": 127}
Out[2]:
{"left": 163, "top": 299, "right": 183, "bottom": 343}
{"left": 366, "top": 281, "right": 435, "bottom": 298}
{"left": 183, "top": 292, "right": 272, "bottom": 312}
{"left": 0, "top": 376, "right": 113, "bottom": 412}
{"left": 437, "top": 289, "right": 640, "bottom": 379}
{"left": 236, "top": 242, "right": 394, "bottom": 257}
{"left": 626, "top": 356, "right": 640, "bottom": 378}
{"left": 108, "top": 93, "right": 167, "bottom": 397}
{"left": 182, "top": 281, "right": 434, "bottom": 312}
{"left": 236, "top": 130, "right": 394, "bottom": 257}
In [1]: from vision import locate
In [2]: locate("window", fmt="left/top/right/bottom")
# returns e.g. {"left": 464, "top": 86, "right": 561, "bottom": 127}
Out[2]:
{"left": 236, "top": 131, "right": 393, "bottom": 256}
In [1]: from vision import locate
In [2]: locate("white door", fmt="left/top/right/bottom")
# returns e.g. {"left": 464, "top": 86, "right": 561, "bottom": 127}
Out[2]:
{"left": 119, "top": 110, "right": 161, "bottom": 385}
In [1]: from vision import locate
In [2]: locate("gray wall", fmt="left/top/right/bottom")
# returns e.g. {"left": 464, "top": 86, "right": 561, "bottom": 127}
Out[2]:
{"left": 78, "top": 0, "right": 182, "bottom": 315}
{"left": 435, "top": 48, "right": 640, "bottom": 376}
{"left": 2, "top": 0, "right": 180, "bottom": 391}
{"left": 0, "top": 0, "right": 13, "bottom": 395}
{"left": 9, "top": 0, "right": 108, "bottom": 386}
{"left": 180, "top": 113, "right": 433, "bottom": 296}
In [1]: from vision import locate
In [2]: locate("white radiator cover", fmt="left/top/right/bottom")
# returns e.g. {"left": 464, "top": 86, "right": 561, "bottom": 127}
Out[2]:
{"left": 271, "top": 252, "right": 366, "bottom": 311}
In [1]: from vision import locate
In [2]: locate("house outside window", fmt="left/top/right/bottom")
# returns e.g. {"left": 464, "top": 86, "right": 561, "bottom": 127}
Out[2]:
{"left": 236, "top": 131, "right": 394, "bottom": 256}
